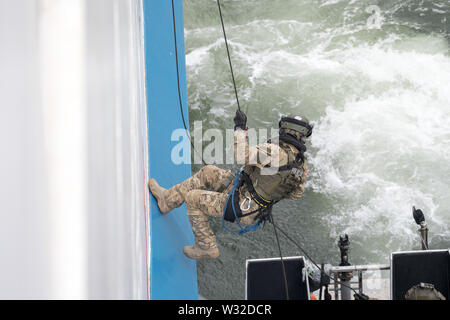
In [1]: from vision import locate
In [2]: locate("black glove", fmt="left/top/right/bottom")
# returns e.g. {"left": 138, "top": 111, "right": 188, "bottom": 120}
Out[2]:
{"left": 234, "top": 110, "right": 247, "bottom": 130}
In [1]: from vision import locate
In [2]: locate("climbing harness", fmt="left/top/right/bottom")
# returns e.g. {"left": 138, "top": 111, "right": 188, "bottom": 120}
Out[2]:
{"left": 240, "top": 197, "right": 252, "bottom": 211}
{"left": 222, "top": 170, "right": 273, "bottom": 235}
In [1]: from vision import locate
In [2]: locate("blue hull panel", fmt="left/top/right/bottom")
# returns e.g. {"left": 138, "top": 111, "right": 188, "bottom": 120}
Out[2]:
{"left": 143, "top": 0, "right": 198, "bottom": 300}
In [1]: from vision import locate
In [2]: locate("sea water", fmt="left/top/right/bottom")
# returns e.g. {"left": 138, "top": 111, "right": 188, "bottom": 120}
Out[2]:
{"left": 183, "top": 0, "right": 449, "bottom": 299}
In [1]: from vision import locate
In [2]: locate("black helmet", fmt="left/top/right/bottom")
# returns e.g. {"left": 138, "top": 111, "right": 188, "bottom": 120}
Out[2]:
{"left": 279, "top": 115, "right": 313, "bottom": 138}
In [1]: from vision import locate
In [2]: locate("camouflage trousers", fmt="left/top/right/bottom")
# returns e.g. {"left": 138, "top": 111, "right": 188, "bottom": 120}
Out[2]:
{"left": 167, "top": 165, "right": 260, "bottom": 251}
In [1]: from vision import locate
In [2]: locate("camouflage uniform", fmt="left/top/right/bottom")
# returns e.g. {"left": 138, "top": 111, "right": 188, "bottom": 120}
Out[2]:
{"left": 150, "top": 128, "right": 308, "bottom": 259}
{"left": 166, "top": 165, "right": 233, "bottom": 253}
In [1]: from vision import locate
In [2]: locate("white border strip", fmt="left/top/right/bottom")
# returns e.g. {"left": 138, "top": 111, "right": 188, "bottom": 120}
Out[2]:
{"left": 39, "top": 0, "right": 87, "bottom": 299}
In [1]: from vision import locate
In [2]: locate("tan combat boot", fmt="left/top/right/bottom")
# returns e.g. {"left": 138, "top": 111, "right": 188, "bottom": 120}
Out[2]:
{"left": 184, "top": 215, "right": 220, "bottom": 260}
{"left": 184, "top": 244, "right": 220, "bottom": 260}
{"left": 148, "top": 179, "right": 172, "bottom": 214}
{"left": 149, "top": 176, "right": 200, "bottom": 215}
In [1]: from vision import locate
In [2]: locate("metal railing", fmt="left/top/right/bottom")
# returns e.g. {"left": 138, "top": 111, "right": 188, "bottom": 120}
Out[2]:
{"left": 328, "top": 264, "right": 390, "bottom": 300}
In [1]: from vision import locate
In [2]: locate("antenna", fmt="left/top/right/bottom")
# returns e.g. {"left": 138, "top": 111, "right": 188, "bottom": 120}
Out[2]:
{"left": 412, "top": 206, "right": 429, "bottom": 250}
{"left": 412, "top": 206, "right": 425, "bottom": 225}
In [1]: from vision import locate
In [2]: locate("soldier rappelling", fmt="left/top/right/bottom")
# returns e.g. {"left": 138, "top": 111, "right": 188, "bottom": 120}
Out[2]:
{"left": 148, "top": 111, "right": 313, "bottom": 260}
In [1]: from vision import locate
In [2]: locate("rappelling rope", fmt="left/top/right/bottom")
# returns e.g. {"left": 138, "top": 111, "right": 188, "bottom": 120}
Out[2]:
{"left": 216, "top": 0, "right": 291, "bottom": 299}
{"left": 270, "top": 213, "right": 290, "bottom": 300}
{"left": 171, "top": 0, "right": 207, "bottom": 166}
{"left": 183, "top": 0, "right": 364, "bottom": 301}
{"left": 217, "top": 0, "right": 242, "bottom": 111}
{"left": 272, "top": 222, "right": 365, "bottom": 298}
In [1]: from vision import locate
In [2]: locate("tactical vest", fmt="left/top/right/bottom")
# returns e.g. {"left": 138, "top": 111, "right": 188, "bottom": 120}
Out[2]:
{"left": 243, "top": 134, "right": 306, "bottom": 202}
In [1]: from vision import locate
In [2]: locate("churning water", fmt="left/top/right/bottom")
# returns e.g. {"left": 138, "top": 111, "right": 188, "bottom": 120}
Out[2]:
{"left": 183, "top": 0, "right": 450, "bottom": 299}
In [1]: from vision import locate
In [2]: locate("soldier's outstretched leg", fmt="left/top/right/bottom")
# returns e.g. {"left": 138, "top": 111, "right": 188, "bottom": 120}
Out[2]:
{"left": 148, "top": 165, "right": 232, "bottom": 215}
{"left": 183, "top": 190, "right": 228, "bottom": 260}
{"left": 184, "top": 215, "right": 220, "bottom": 260}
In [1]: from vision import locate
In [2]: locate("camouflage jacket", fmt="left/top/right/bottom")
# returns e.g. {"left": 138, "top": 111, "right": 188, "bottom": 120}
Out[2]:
{"left": 234, "top": 128, "right": 308, "bottom": 200}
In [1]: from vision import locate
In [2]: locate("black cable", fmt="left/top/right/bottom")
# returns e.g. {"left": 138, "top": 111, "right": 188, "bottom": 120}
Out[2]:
{"left": 216, "top": 2, "right": 290, "bottom": 297}
{"left": 272, "top": 223, "right": 321, "bottom": 270}
{"left": 271, "top": 222, "right": 361, "bottom": 297}
{"left": 319, "top": 263, "right": 324, "bottom": 300}
{"left": 270, "top": 213, "right": 290, "bottom": 300}
{"left": 171, "top": 0, "right": 207, "bottom": 166}
{"left": 216, "top": 0, "right": 242, "bottom": 111}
